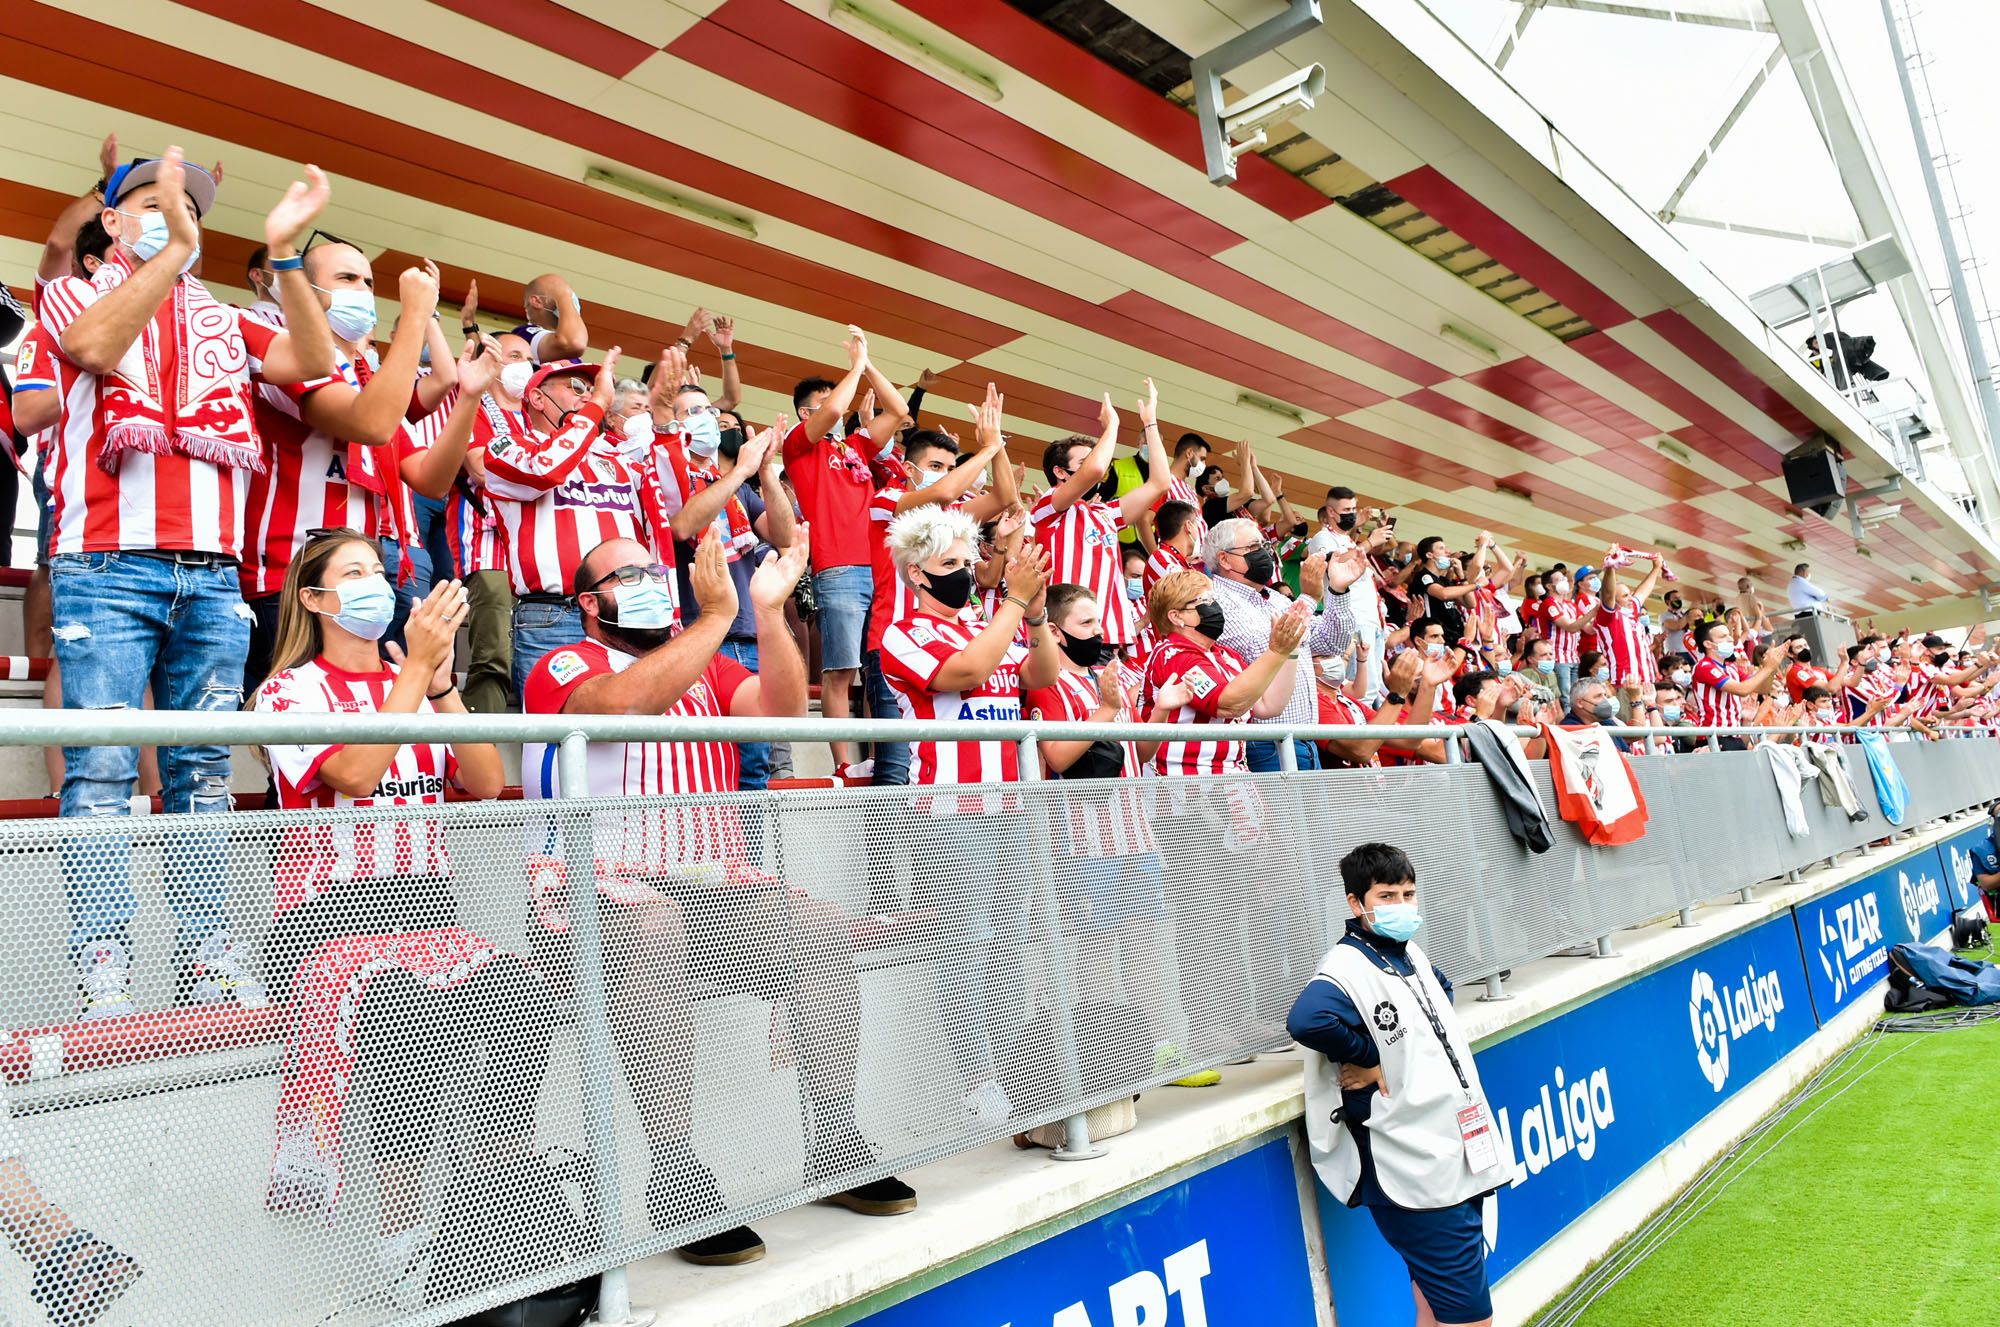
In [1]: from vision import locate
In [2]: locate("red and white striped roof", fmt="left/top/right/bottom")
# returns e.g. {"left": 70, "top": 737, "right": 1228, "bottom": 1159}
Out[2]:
{"left": 3, "top": 0, "right": 1990, "bottom": 624}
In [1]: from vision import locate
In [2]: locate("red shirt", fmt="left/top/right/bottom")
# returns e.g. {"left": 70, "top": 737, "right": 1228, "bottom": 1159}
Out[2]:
{"left": 1023, "top": 665, "right": 1156, "bottom": 856}
{"left": 1143, "top": 634, "right": 1250, "bottom": 776}
{"left": 867, "top": 486, "right": 969, "bottom": 654}
{"left": 1030, "top": 492, "right": 1134, "bottom": 646}
{"left": 37, "top": 264, "right": 279, "bottom": 557}
{"left": 1315, "top": 688, "right": 1379, "bottom": 768}
{"left": 449, "top": 399, "right": 520, "bottom": 575}
{"left": 880, "top": 609, "right": 1024, "bottom": 811}
{"left": 482, "top": 403, "right": 675, "bottom": 599}
{"left": 254, "top": 658, "right": 457, "bottom": 914}
{"left": 1784, "top": 661, "right": 1830, "bottom": 705}
{"left": 1599, "top": 599, "right": 1656, "bottom": 687}
{"left": 781, "top": 421, "right": 876, "bottom": 571}
{"left": 522, "top": 640, "right": 755, "bottom": 866}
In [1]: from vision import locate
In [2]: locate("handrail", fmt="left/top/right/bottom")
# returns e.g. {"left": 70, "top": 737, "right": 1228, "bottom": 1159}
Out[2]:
{"left": 0, "top": 709, "right": 1980, "bottom": 748}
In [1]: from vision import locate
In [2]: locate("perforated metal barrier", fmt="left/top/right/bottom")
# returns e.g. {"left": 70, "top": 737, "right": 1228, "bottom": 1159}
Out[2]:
{"left": 0, "top": 724, "right": 1992, "bottom": 1327}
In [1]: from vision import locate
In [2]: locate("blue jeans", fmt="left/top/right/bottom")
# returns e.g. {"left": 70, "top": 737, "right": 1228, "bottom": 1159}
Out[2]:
{"left": 862, "top": 648, "right": 910, "bottom": 785}
{"left": 50, "top": 552, "right": 249, "bottom": 959}
{"left": 1245, "top": 737, "right": 1323, "bottom": 773}
{"left": 410, "top": 493, "right": 452, "bottom": 595}
{"left": 717, "top": 638, "right": 770, "bottom": 791}
{"left": 381, "top": 539, "right": 413, "bottom": 653}
{"left": 512, "top": 600, "right": 584, "bottom": 701}
{"left": 1554, "top": 661, "right": 1577, "bottom": 708}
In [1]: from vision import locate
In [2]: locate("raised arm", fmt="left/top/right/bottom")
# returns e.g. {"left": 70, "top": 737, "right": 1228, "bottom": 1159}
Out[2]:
{"left": 300, "top": 264, "right": 439, "bottom": 447}
{"left": 728, "top": 537, "right": 811, "bottom": 717}
{"left": 931, "top": 543, "right": 1052, "bottom": 693}
{"left": 248, "top": 165, "right": 337, "bottom": 385}
{"left": 1045, "top": 394, "right": 1119, "bottom": 514}
{"left": 670, "top": 425, "right": 779, "bottom": 540}
{"left": 528, "top": 274, "right": 588, "bottom": 362}
{"left": 566, "top": 532, "right": 734, "bottom": 716}
{"left": 38, "top": 132, "right": 118, "bottom": 284}
{"left": 483, "top": 347, "right": 622, "bottom": 498}
{"left": 708, "top": 314, "right": 742, "bottom": 412}
{"left": 1119, "top": 378, "right": 1174, "bottom": 527}
{"left": 861, "top": 357, "right": 911, "bottom": 449}
{"left": 802, "top": 326, "right": 868, "bottom": 444}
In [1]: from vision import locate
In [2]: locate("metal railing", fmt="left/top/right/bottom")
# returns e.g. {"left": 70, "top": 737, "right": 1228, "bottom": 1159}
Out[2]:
{"left": 0, "top": 712, "right": 1992, "bottom": 1327}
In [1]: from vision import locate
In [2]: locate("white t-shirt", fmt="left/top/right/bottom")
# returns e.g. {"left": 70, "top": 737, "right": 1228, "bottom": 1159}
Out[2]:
{"left": 1306, "top": 527, "right": 1379, "bottom": 630}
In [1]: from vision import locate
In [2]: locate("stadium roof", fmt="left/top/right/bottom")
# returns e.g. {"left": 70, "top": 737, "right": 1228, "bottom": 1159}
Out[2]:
{"left": 3, "top": 0, "right": 1993, "bottom": 624}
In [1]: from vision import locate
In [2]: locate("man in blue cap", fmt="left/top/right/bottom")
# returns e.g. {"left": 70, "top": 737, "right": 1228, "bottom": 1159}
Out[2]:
{"left": 38, "top": 144, "right": 337, "bottom": 1020}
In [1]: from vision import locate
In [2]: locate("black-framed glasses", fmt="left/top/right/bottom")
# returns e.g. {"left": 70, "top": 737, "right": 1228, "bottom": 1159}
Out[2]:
{"left": 304, "top": 526, "right": 366, "bottom": 543}
{"left": 583, "top": 563, "right": 673, "bottom": 593}
{"left": 303, "top": 228, "right": 358, "bottom": 254}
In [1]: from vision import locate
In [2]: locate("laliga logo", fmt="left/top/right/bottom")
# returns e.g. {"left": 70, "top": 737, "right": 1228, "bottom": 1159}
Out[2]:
{"left": 1951, "top": 846, "right": 1975, "bottom": 900}
{"left": 1688, "top": 970, "right": 1729, "bottom": 1092}
{"left": 1688, "top": 963, "right": 1784, "bottom": 1093}
{"left": 1493, "top": 1064, "right": 1613, "bottom": 1179}
{"left": 1899, "top": 869, "right": 1942, "bottom": 940}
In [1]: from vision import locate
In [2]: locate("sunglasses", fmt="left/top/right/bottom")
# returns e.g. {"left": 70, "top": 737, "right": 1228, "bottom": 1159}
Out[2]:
{"left": 303, "top": 228, "right": 359, "bottom": 254}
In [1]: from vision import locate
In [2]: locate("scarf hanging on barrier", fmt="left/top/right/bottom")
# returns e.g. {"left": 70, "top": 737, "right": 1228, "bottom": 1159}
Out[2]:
{"left": 265, "top": 927, "right": 498, "bottom": 1223}
{"left": 95, "top": 251, "right": 265, "bottom": 477}
{"left": 1540, "top": 722, "right": 1649, "bottom": 846}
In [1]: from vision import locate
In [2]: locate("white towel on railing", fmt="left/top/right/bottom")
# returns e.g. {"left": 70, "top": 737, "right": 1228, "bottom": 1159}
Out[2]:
{"left": 1760, "top": 740, "right": 1815, "bottom": 838}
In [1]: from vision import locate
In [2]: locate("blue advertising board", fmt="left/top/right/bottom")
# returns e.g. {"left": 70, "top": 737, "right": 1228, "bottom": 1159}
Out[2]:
{"left": 855, "top": 1138, "right": 1317, "bottom": 1327}
{"left": 1931, "top": 821, "right": 1997, "bottom": 910}
{"left": 1793, "top": 850, "right": 1950, "bottom": 1022}
{"left": 1319, "top": 908, "right": 1817, "bottom": 1322}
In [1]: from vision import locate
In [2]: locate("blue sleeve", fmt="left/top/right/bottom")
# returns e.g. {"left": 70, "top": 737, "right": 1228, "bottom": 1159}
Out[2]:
{"left": 1434, "top": 965, "right": 1454, "bottom": 1003}
{"left": 1287, "top": 977, "right": 1379, "bottom": 1067}
{"left": 741, "top": 485, "right": 766, "bottom": 524}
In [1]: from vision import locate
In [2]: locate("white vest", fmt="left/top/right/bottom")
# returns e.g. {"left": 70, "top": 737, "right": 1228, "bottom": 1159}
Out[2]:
{"left": 1302, "top": 938, "right": 1516, "bottom": 1209}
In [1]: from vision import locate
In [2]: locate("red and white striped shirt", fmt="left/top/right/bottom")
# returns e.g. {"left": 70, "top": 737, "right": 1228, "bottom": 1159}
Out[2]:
{"left": 1599, "top": 598, "right": 1656, "bottom": 687}
{"left": 1153, "top": 475, "right": 1207, "bottom": 549}
{"left": 13, "top": 323, "right": 66, "bottom": 533}
{"left": 1024, "top": 664, "right": 1156, "bottom": 857}
{"left": 482, "top": 402, "right": 676, "bottom": 601}
{"left": 1690, "top": 656, "right": 1745, "bottom": 729}
{"left": 1843, "top": 667, "right": 1900, "bottom": 727}
{"left": 242, "top": 348, "right": 425, "bottom": 598}
{"left": 448, "top": 398, "right": 519, "bottom": 576}
{"left": 37, "top": 266, "right": 280, "bottom": 557}
{"left": 1546, "top": 595, "right": 1596, "bottom": 666}
{"left": 255, "top": 658, "right": 458, "bottom": 914}
{"left": 868, "top": 486, "right": 968, "bottom": 654}
{"left": 1143, "top": 541, "right": 1193, "bottom": 593}
{"left": 522, "top": 640, "right": 755, "bottom": 866}
{"left": 1030, "top": 492, "right": 1134, "bottom": 646}
{"left": 1143, "top": 634, "right": 1251, "bottom": 776}
{"left": 881, "top": 608, "right": 1024, "bottom": 813}
{"left": 1908, "top": 662, "right": 1951, "bottom": 720}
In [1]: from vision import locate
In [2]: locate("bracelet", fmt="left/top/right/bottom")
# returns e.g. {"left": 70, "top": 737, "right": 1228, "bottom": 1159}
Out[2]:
{"left": 720, "top": 352, "right": 737, "bottom": 361}
{"left": 461, "top": 325, "right": 479, "bottom": 336}
{"left": 1004, "top": 595, "right": 1030, "bottom": 613}
{"left": 1025, "top": 612, "right": 1049, "bottom": 628}
{"left": 427, "top": 685, "right": 458, "bottom": 701}
{"left": 267, "top": 253, "right": 304, "bottom": 273}
{"left": 674, "top": 337, "right": 692, "bottom": 349}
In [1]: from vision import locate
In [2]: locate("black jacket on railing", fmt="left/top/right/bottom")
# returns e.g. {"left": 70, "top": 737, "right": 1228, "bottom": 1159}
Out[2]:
{"left": 1463, "top": 720, "right": 1554, "bottom": 854}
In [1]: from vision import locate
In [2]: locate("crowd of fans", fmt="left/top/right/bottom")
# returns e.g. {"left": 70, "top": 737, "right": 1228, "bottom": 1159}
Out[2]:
{"left": 4, "top": 137, "right": 2000, "bottom": 1316}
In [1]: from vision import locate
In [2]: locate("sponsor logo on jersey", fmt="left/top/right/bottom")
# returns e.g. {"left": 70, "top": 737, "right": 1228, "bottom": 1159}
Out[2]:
{"left": 545, "top": 651, "right": 590, "bottom": 687}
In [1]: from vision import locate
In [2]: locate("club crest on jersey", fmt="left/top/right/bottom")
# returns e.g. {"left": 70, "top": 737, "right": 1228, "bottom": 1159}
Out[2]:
{"left": 545, "top": 651, "right": 589, "bottom": 687}
{"left": 487, "top": 436, "right": 512, "bottom": 457}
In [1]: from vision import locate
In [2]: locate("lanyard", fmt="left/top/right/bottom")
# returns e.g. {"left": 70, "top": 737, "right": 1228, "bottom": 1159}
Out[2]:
{"left": 1352, "top": 935, "right": 1469, "bottom": 1092}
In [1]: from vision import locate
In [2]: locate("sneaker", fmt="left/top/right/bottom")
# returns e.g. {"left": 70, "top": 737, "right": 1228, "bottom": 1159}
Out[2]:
{"left": 825, "top": 1176, "right": 917, "bottom": 1217}
{"left": 960, "top": 1079, "right": 1012, "bottom": 1128}
{"left": 76, "top": 941, "right": 136, "bottom": 1022}
{"left": 186, "top": 931, "right": 269, "bottom": 1009}
{"left": 378, "top": 1224, "right": 431, "bottom": 1309}
{"left": 677, "top": 1225, "right": 766, "bottom": 1266}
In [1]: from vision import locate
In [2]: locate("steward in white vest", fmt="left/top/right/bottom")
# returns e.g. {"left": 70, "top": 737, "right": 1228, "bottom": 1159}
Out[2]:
{"left": 1288, "top": 842, "right": 1514, "bottom": 1327}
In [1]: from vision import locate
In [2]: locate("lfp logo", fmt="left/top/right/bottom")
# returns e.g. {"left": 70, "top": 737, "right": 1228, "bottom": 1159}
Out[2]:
{"left": 1687, "top": 963, "right": 1784, "bottom": 1093}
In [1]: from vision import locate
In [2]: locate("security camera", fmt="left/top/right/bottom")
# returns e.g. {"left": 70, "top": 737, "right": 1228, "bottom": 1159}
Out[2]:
{"left": 1222, "top": 65, "right": 1326, "bottom": 148}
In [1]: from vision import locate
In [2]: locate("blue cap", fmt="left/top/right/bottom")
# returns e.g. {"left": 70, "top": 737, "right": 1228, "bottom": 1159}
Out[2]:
{"left": 104, "top": 158, "right": 217, "bottom": 219}
{"left": 1575, "top": 565, "right": 1597, "bottom": 582}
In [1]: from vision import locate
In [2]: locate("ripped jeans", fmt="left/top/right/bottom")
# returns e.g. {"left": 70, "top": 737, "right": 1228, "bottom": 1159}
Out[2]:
{"left": 50, "top": 553, "right": 250, "bottom": 960}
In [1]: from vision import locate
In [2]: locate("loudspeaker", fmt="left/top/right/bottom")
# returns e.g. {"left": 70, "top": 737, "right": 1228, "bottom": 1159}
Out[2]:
{"left": 1783, "top": 443, "right": 1846, "bottom": 517}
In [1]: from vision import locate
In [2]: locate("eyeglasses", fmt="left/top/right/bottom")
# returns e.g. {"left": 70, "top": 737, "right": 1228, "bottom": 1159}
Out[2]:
{"left": 304, "top": 526, "right": 366, "bottom": 543}
{"left": 679, "top": 403, "right": 717, "bottom": 419}
{"left": 547, "top": 377, "right": 590, "bottom": 397}
{"left": 303, "top": 228, "right": 358, "bottom": 254}
{"left": 583, "top": 563, "right": 673, "bottom": 593}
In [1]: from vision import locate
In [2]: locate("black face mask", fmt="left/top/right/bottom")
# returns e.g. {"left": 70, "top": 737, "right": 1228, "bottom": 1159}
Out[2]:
{"left": 1932, "top": 652, "right": 1951, "bottom": 668}
{"left": 1241, "top": 547, "right": 1277, "bottom": 585}
{"left": 717, "top": 425, "right": 746, "bottom": 463}
{"left": 1059, "top": 630, "right": 1113, "bottom": 668}
{"left": 1335, "top": 511, "right": 1358, "bottom": 531}
{"left": 920, "top": 567, "right": 975, "bottom": 611}
{"left": 1190, "top": 602, "right": 1227, "bottom": 639}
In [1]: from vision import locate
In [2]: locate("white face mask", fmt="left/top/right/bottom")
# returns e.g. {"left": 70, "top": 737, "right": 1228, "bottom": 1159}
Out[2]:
{"left": 621, "top": 414, "right": 653, "bottom": 444}
{"left": 1187, "top": 459, "right": 1206, "bottom": 480}
{"left": 1814, "top": 708, "right": 1837, "bottom": 724}
{"left": 1212, "top": 478, "right": 1233, "bottom": 498}
{"left": 498, "top": 361, "right": 533, "bottom": 398}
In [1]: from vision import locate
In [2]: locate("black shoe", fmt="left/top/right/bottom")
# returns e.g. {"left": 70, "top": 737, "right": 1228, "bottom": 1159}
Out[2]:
{"left": 677, "top": 1226, "right": 767, "bottom": 1267}
{"left": 824, "top": 1176, "right": 917, "bottom": 1216}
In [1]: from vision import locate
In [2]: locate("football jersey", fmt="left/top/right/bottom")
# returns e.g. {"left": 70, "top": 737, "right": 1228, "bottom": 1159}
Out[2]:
{"left": 880, "top": 608, "right": 1024, "bottom": 813}
{"left": 1030, "top": 492, "right": 1134, "bottom": 646}
{"left": 1142, "top": 634, "right": 1251, "bottom": 776}
{"left": 1023, "top": 664, "right": 1156, "bottom": 856}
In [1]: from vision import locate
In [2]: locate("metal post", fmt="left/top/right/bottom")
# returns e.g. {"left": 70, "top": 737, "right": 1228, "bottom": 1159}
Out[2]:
{"left": 1278, "top": 731, "right": 1299, "bottom": 774}
{"left": 1017, "top": 736, "right": 1103, "bottom": 1161}
{"left": 1480, "top": 972, "right": 1510, "bottom": 1002}
{"left": 1738, "top": 883, "right": 1757, "bottom": 905}
{"left": 556, "top": 734, "right": 655, "bottom": 1326}
{"left": 1675, "top": 907, "right": 1696, "bottom": 928}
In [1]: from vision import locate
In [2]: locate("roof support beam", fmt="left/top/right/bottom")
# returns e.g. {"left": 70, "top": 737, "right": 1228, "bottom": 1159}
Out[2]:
{"left": 1657, "top": 44, "right": 1787, "bottom": 222}
{"left": 1492, "top": 0, "right": 1546, "bottom": 71}
{"left": 1512, "top": 0, "right": 1776, "bottom": 33}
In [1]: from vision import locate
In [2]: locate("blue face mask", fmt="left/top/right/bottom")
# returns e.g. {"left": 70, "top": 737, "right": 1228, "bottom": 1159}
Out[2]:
{"left": 910, "top": 465, "right": 945, "bottom": 490}
{"left": 313, "top": 575, "right": 396, "bottom": 641}
{"left": 1717, "top": 642, "right": 1739, "bottom": 661}
{"left": 118, "top": 209, "right": 198, "bottom": 274}
{"left": 606, "top": 579, "right": 677, "bottom": 630}
{"left": 1662, "top": 705, "right": 1683, "bottom": 723}
{"left": 682, "top": 412, "right": 721, "bottom": 459}
{"left": 1125, "top": 577, "right": 1144, "bottom": 602}
{"left": 1369, "top": 902, "right": 1423, "bottom": 943}
{"left": 1534, "top": 658, "right": 1554, "bottom": 675}
{"left": 1496, "top": 657, "right": 1514, "bottom": 677}
{"left": 1594, "top": 666, "right": 1612, "bottom": 683}
{"left": 320, "top": 289, "right": 378, "bottom": 343}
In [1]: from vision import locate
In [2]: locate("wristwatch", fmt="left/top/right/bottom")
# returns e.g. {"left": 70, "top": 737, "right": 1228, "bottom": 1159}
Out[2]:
{"left": 1383, "top": 691, "right": 1409, "bottom": 705}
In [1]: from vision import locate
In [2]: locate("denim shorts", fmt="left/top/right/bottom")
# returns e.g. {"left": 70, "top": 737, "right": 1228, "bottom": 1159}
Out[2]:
{"left": 812, "top": 564, "right": 872, "bottom": 673}
{"left": 512, "top": 599, "right": 584, "bottom": 701}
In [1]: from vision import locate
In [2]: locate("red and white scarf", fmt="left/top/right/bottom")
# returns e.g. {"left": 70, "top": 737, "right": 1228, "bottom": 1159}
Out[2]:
{"left": 265, "top": 926, "right": 498, "bottom": 1222}
{"left": 343, "top": 355, "right": 420, "bottom": 584}
{"left": 95, "top": 250, "right": 264, "bottom": 477}
{"left": 657, "top": 432, "right": 754, "bottom": 558}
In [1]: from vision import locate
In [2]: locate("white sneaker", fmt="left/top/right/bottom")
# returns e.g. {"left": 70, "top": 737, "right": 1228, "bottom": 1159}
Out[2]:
{"left": 77, "top": 940, "right": 136, "bottom": 1021}
{"left": 187, "top": 932, "right": 269, "bottom": 1009}
{"left": 959, "top": 1079, "right": 1011, "bottom": 1128}
{"left": 378, "top": 1224, "right": 432, "bottom": 1309}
